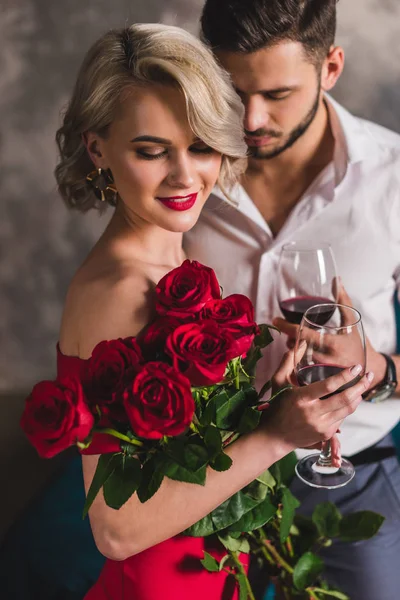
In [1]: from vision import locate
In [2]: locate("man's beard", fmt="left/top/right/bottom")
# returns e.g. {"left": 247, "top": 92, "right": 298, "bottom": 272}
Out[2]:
{"left": 246, "top": 83, "right": 321, "bottom": 160}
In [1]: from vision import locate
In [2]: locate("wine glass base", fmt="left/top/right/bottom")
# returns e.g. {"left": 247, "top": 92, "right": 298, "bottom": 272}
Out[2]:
{"left": 295, "top": 455, "right": 355, "bottom": 489}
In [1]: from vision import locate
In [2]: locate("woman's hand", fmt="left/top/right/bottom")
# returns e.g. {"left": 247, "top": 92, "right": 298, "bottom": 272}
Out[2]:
{"left": 261, "top": 347, "right": 374, "bottom": 453}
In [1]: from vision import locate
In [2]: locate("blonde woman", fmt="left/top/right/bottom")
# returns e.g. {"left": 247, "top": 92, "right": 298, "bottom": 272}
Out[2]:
{"left": 55, "top": 24, "right": 370, "bottom": 600}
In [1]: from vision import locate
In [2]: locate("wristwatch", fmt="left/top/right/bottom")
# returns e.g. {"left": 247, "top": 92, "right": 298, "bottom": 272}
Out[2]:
{"left": 363, "top": 353, "right": 398, "bottom": 403}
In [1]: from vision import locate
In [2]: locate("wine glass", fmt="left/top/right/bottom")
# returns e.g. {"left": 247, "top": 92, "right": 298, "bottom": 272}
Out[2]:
{"left": 277, "top": 241, "right": 338, "bottom": 325}
{"left": 294, "top": 303, "right": 366, "bottom": 489}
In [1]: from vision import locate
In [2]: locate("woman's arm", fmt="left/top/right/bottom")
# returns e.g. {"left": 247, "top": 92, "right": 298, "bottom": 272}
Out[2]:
{"left": 83, "top": 358, "right": 370, "bottom": 560}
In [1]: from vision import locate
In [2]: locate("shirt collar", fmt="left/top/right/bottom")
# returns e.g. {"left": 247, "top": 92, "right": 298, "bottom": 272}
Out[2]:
{"left": 326, "top": 95, "right": 378, "bottom": 164}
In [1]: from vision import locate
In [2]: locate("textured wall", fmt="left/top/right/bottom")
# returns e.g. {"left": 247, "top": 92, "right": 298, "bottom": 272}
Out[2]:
{"left": 1, "top": 0, "right": 400, "bottom": 392}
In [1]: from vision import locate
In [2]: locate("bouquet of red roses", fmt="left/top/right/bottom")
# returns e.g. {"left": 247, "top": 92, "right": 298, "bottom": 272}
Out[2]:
{"left": 21, "top": 260, "right": 274, "bottom": 516}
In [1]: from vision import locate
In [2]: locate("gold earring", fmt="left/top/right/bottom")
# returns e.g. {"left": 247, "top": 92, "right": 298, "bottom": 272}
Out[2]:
{"left": 86, "top": 168, "right": 118, "bottom": 206}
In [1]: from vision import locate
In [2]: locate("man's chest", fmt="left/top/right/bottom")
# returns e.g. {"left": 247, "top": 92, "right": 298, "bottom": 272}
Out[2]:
{"left": 186, "top": 182, "right": 396, "bottom": 316}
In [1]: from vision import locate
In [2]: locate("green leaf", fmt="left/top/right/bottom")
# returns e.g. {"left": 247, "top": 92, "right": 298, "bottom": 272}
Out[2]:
{"left": 137, "top": 454, "right": 166, "bottom": 503}
{"left": 243, "top": 346, "right": 263, "bottom": 375}
{"left": 311, "top": 588, "right": 349, "bottom": 599}
{"left": 236, "top": 406, "right": 261, "bottom": 434}
{"left": 269, "top": 452, "right": 297, "bottom": 488}
{"left": 165, "top": 461, "right": 207, "bottom": 486}
{"left": 184, "top": 443, "right": 210, "bottom": 470}
{"left": 83, "top": 454, "right": 119, "bottom": 518}
{"left": 243, "top": 385, "right": 259, "bottom": 406}
{"left": 236, "top": 573, "right": 249, "bottom": 600}
{"left": 293, "top": 514, "right": 320, "bottom": 554}
{"left": 204, "top": 426, "right": 222, "bottom": 459}
{"left": 200, "top": 397, "right": 216, "bottom": 426}
{"left": 166, "top": 439, "right": 209, "bottom": 472}
{"left": 312, "top": 502, "right": 342, "bottom": 538}
{"left": 215, "top": 389, "right": 248, "bottom": 430}
{"left": 339, "top": 511, "right": 385, "bottom": 542}
{"left": 184, "top": 513, "right": 214, "bottom": 537}
{"left": 211, "top": 490, "right": 261, "bottom": 532}
{"left": 244, "top": 479, "right": 269, "bottom": 503}
{"left": 258, "top": 379, "right": 272, "bottom": 401}
{"left": 218, "top": 534, "right": 250, "bottom": 553}
{"left": 280, "top": 487, "right": 301, "bottom": 543}
{"left": 200, "top": 552, "right": 220, "bottom": 573}
{"left": 103, "top": 455, "right": 142, "bottom": 510}
{"left": 255, "top": 323, "right": 275, "bottom": 348}
{"left": 293, "top": 552, "right": 324, "bottom": 591}
{"left": 227, "top": 495, "right": 276, "bottom": 533}
{"left": 256, "top": 469, "right": 276, "bottom": 491}
{"left": 211, "top": 451, "right": 233, "bottom": 472}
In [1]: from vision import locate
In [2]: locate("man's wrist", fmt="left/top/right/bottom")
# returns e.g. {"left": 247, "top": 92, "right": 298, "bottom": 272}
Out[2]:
{"left": 367, "top": 352, "right": 387, "bottom": 390}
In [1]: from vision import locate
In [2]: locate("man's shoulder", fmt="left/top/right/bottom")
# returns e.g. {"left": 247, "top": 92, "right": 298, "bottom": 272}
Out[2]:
{"left": 359, "top": 116, "right": 400, "bottom": 152}
{"left": 333, "top": 98, "right": 400, "bottom": 160}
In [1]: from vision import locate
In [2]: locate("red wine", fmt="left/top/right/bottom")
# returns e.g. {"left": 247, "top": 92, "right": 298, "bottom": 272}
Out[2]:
{"left": 297, "top": 364, "right": 343, "bottom": 386}
{"left": 297, "top": 364, "right": 361, "bottom": 399}
{"left": 279, "top": 296, "right": 335, "bottom": 325}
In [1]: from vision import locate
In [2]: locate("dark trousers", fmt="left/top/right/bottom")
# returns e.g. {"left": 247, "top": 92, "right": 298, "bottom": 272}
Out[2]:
{"left": 290, "top": 434, "right": 400, "bottom": 600}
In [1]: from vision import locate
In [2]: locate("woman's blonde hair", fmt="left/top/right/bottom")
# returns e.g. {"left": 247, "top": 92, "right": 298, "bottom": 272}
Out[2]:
{"left": 55, "top": 23, "right": 247, "bottom": 211}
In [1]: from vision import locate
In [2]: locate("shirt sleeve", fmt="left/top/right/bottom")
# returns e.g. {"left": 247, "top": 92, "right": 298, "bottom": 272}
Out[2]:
{"left": 389, "top": 168, "right": 400, "bottom": 301}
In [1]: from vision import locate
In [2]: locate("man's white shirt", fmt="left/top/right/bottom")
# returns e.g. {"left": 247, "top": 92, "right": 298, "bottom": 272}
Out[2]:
{"left": 185, "top": 96, "right": 400, "bottom": 457}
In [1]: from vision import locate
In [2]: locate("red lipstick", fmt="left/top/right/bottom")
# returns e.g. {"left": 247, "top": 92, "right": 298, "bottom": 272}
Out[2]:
{"left": 156, "top": 193, "right": 198, "bottom": 212}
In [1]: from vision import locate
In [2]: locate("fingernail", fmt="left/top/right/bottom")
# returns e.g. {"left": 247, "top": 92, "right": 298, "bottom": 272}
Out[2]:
{"left": 299, "top": 340, "right": 307, "bottom": 348}
{"left": 351, "top": 364, "right": 362, "bottom": 376}
{"left": 367, "top": 371, "right": 374, "bottom": 383}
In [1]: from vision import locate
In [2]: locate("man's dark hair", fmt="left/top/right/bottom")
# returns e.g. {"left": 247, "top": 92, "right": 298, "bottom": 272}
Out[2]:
{"left": 201, "top": 0, "right": 338, "bottom": 63}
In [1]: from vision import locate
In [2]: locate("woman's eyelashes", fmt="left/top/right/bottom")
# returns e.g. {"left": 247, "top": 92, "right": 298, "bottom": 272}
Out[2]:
{"left": 136, "top": 143, "right": 215, "bottom": 161}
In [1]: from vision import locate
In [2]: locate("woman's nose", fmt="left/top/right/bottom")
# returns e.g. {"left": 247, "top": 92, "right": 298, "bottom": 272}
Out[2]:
{"left": 166, "top": 155, "right": 195, "bottom": 189}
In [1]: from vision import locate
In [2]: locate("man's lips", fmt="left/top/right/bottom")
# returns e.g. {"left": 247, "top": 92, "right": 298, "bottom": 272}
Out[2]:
{"left": 245, "top": 136, "right": 276, "bottom": 147}
{"left": 155, "top": 192, "right": 198, "bottom": 212}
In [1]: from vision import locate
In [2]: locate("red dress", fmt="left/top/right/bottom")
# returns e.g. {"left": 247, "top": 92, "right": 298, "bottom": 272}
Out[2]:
{"left": 57, "top": 346, "right": 246, "bottom": 600}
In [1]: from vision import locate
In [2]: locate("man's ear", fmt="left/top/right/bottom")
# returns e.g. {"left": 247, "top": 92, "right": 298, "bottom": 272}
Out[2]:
{"left": 82, "top": 132, "right": 108, "bottom": 170}
{"left": 321, "top": 46, "right": 345, "bottom": 92}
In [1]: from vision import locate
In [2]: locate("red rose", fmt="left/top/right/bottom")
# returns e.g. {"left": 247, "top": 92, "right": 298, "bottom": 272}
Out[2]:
{"left": 155, "top": 260, "right": 221, "bottom": 318}
{"left": 86, "top": 338, "right": 143, "bottom": 421}
{"left": 138, "top": 317, "right": 181, "bottom": 361}
{"left": 166, "top": 320, "right": 239, "bottom": 386}
{"left": 21, "top": 378, "right": 94, "bottom": 458}
{"left": 121, "top": 362, "right": 194, "bottom": 439}
{"left": 202, "top": 294, "right": 258, "bottom": 356}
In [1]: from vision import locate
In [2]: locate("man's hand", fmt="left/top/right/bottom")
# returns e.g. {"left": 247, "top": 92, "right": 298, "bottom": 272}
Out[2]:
{"left": 273, "top": 279, "right": 386, "bottom": 391}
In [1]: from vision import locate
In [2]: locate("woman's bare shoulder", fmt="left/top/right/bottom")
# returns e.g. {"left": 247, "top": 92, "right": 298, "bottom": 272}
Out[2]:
{"left": 59, "top": 259, "right": 156, "bottom": 359}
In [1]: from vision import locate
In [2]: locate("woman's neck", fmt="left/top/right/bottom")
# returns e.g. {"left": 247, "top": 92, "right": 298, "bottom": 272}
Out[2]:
{"left": 100, "top": 205, "right": 186, "bottom": 270}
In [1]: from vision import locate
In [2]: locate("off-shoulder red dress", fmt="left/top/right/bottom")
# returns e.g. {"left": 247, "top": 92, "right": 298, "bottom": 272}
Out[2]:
{"left": 57, "top": 346, "right": 245, "bottom": 600}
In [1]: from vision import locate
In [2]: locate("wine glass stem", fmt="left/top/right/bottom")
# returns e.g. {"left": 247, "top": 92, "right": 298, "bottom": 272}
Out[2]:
{"left": 317, "top": 440, "right": 332, "bottom": 467}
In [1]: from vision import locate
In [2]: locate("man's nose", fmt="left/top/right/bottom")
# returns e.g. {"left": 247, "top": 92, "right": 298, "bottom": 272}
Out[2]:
{"left": 243, "top": 96, "right": 270, "bottom": 134}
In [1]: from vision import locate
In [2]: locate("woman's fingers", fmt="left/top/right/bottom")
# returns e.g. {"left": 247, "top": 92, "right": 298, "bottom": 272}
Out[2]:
{"left": 329, "top": 434, "right": 342, "bottom": 468}
{"left": 303, "top": 364, "right": 365, "bottom": 403}
{"left": 328, "top": 372, "right": 373, "bottom": 421}
{"left": 272, "top": 342, "right": 307, "bottom": 388}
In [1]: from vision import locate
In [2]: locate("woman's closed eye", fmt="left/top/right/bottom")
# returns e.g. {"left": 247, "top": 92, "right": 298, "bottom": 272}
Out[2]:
{"left": 189, "top": 142, "right": 215, "bottom": 155}
{"left": 136, "top": 142, "right": 215, "bottom": 161}
{"left": 136, "top": 146, "right": 167, "bottom": 160}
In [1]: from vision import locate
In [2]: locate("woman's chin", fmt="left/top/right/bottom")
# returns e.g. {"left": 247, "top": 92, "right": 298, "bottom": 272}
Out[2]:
{"left": 158, "top": 211, "right": 202, "bottom": 234}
